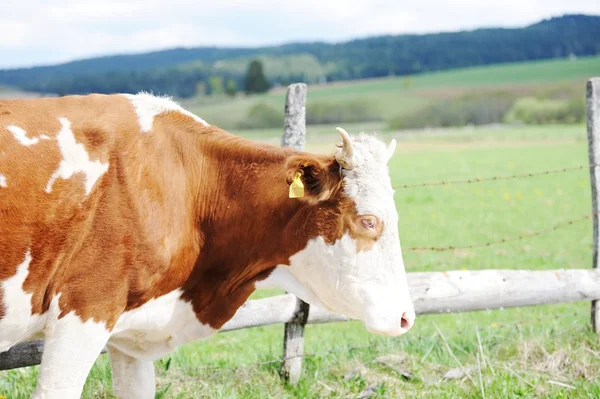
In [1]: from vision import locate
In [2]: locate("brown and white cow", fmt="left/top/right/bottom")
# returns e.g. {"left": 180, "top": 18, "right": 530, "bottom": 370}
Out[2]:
{"left": 0, "top": 92, "right": 414, "bottom": 398}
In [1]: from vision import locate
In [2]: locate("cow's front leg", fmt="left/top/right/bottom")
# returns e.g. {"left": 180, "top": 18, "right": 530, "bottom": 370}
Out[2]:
{"left": 107, "top": 344, "right": 156, "bottom": 399}
{"left": 32, "top": 310, "right": 112, "bottom": 399}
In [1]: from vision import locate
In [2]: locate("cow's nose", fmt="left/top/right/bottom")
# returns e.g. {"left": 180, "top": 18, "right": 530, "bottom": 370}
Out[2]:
{"left": 400, "top": 311, "right": 415, "bottom": 331}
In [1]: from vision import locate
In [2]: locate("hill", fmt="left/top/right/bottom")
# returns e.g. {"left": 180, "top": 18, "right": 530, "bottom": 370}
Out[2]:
{"left": 0, "top": 14, "right": 598, "bottom": 98}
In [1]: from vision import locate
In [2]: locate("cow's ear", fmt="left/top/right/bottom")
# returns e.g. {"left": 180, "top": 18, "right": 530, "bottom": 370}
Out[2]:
{"left": 285, "top": 155, "right": 341, "bottom": 201}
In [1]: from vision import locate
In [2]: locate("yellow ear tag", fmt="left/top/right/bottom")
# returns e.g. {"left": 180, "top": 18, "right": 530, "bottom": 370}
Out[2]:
{"left": 289, "top": 171, "right": 304, "bottom": 198}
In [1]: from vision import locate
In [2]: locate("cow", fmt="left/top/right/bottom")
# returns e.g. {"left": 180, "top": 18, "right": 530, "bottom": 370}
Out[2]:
{"left": 0, "top": 92, "right": 415, "bottom": 398}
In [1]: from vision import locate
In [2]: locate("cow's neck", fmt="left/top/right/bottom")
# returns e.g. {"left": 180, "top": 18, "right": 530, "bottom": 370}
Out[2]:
{"left": 173, "top": 125, "right": 311, "bottom": 329}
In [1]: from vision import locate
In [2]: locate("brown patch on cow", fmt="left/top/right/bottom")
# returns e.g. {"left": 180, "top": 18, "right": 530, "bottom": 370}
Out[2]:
{"left": 0, "top": 103, "right": 11, "bottom": 116}
{"left": 0, "top": 93, "right": 371, "bottom": 336}
{"left": 79, "top": 126, "right": 108, "bottom": 150}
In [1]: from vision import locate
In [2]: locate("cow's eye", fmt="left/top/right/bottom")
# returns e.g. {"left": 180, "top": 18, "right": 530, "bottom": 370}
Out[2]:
{"left": 361, "top": 216, "right": 377, "bottom": 230}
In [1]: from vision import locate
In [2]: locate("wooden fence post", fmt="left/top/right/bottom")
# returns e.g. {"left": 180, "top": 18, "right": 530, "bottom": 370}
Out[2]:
{"left": 280, "top": 83, "right": 309, "bottom": 384}
{"left": 281, "top": 83, "right": 307, "bottom": 150}
{"left": 587, "top": 77, "right": 600, "bottom": 333}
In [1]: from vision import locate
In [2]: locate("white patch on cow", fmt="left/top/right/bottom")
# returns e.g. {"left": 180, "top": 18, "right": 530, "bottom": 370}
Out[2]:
{"left": 110, "top": 289, "right": 215, "bottom": 360}
{"left": 0, "top": 249, "right": 46, "bottom": 353}
{"left": 5, "top": 126, "right": 52, "bottom": 147}
{"left": 0, "top": 174, "right": 6, "bottom": 188}
{"left": 6, "top": 125, "right": 40, "bottom": 146}
{"left": 122, "top": 92, "right": 209, "bottom": 133}
{"left": 33, "top": 294, "right": 111, "bottom": 399}
{"left": 107, "top": 345, "right": 156, "bottom": 399}
{"left": 45, "top": 117, "right": 109, "bottom": 196}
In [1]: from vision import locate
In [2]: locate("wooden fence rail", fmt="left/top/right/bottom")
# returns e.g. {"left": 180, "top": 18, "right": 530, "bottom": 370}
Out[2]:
{"left": 3, "top": 268, "right": 600, "bottom": 371}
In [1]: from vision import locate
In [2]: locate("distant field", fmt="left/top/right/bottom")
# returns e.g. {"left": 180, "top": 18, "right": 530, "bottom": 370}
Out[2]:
{"left": 2, "top": 124, "right": 599, "bottom": 398}
{"left": 182, "top": 56, "right": 600, "bottom": 130}
{"left": 0, "top": 85, "right": 44, "bottom": 99}
{"left": 232, "top": 121, "right": 588, "bottom": 150}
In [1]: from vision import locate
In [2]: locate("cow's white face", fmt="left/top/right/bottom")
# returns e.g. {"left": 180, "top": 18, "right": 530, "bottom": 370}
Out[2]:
{"left": 269, "top": 129, "right": 415, "bottom": 337}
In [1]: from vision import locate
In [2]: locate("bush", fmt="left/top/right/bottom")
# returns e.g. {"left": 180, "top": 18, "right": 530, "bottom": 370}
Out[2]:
{"left": 237, "top": 102, "right": 284, "bottom": 129}
{"left": 388, "top": 92, "right": 516, "bottom": 130}
{"left": 504, "top": 97, "right": 585, "bottom": 124}
{"left": 306, "top": 100, "right": 382, "bottom": 125}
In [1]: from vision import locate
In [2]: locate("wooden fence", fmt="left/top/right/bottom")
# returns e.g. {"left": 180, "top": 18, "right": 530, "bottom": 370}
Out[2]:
{"left": 2, "top": 80, "right": 600, "bottom": 385}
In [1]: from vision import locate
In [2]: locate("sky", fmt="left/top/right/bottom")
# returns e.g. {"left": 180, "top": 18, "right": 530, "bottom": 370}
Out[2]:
{"left": 1, "top": 0, "right": 599, "bottom": 69}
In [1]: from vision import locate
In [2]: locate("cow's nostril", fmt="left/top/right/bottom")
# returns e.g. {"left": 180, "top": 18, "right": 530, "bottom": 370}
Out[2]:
{"left": 400, "top": 312, "right": 413, "bottom": 330}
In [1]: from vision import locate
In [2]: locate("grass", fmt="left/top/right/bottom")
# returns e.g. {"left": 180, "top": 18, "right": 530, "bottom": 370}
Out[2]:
{"left": 1, "top": 123, "right": 599, "bottom": 398}
{"left": 181, "top": 55, "right": 600, "bottom": 129}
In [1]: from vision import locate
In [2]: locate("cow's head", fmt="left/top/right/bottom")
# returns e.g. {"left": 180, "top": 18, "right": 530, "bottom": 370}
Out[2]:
{"left": 272, "top": 128, "right": 414, "bottom": 337}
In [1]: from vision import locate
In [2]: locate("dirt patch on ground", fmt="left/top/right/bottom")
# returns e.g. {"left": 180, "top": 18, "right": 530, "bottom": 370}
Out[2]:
{"left": 517, "top": 339, "right": 593, "bottom": 381}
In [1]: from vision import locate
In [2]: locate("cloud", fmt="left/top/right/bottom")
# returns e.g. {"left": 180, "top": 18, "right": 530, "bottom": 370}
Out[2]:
{"left": 0, "top": 0, "right": 599, "bottom": 68}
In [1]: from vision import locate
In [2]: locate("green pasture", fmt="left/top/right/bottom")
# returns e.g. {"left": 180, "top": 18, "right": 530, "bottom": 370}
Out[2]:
{"left": 2, "top": 123, "right": 599, "bottom": 398}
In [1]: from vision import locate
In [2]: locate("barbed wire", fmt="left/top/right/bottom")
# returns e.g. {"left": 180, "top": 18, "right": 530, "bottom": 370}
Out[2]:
{"left": 392, "top": 163, "right": 596, "bottom": 190}
{"left": 404, "top": 214, "right": 593, "bottom": 252}
{"left": 173, "top": 310, "right": 588, "bottom": 380}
